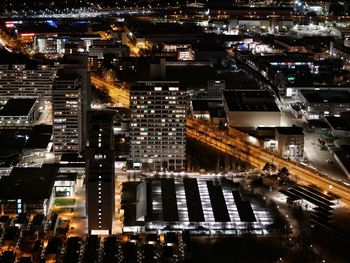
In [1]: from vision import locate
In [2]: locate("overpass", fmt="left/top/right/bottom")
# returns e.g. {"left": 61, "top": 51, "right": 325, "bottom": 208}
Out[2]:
{"left": 186, "top": 118, "right": 350, "bottom": 205}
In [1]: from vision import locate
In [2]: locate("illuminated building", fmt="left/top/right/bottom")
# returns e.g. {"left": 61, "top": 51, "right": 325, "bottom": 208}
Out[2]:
{"left": 86, "top": 110, "right": 115, "bottom": 235}
{"left": 0, "top": 64, "right": 56, "bottom": 101}
{"left": 275, "top": 126, "right": 304, "bottom": 160}
{"left": 130, "top": 81, "right": 186, "bottom": 171}
{"left": 177, "top": 47, "right": 194, "bottom": 61}
{"left": 298, "top": 90, "right": 350, "bottom": 119}
{"left": 0, "top": 98, "right": 39, "bottom": 127}
{"left": 89, "top": 40, "right": 130, "bottom": 59}
{"left": 53, "top": 54, "right": 90, "bottom": 155}
{"left": 123, "top": 176, "right": 273, "bottom": 234}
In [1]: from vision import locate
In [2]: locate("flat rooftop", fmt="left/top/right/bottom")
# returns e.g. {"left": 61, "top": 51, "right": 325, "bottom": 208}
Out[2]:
{"left": 191, "top": 99, "right": 222, "bottom": 112}
{"left": 56, "top": 173, "right": 78, "bottom": 181}
{"left": 300, "top": 90, "right": 350, "bottom": 104}
{"left": 128, "top": 21, "right": 203, "bottom": 37}
{"left": 0, "top": 98, "right": 37, "bottom": 117}
{"left": 325, "top": 116, "right": 350, "bottom": 131}
{"left": 223, "top": 90, "right": 280, "bottom": 112}
{"left": 24, "top": 125, "right": 52, "bottom": 149}
{"left": 0, "top": 164, "right": 58, "bottom": 200}
{"left": 276, "top": 126, "right": 304, "bottom": 135}
{"left": 60, "top": 153, "right": 85, "bottom": 168}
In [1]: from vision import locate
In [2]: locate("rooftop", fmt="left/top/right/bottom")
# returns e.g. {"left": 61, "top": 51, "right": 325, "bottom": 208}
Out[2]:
{"left": 191, "top": 99, "right": 222, "bottom": 112}
{"left": 0, "top": 98, "right": 37, "bottom": 117}
{"left": 0, "top": 164, "right": 58, "bottom": 200}
{"left": 127, "top": 21, "right": 203, "bottom": 37}
{"left": 122, "top": 175, "right": 273, "bottom": 233}
{"left": 276, "top": 126, "right": 304, "bottom": 135}
{"left": 24, "top": 125, "right": 52, "bottom": 149}
{"left": 325, "top": 116, "right": 350, "bottom": 131}
{"left": 223, "top": 90, "right": 280, "bottom": 112}
{"left": 300, "top": 90, "right": 350, "bottom": 104}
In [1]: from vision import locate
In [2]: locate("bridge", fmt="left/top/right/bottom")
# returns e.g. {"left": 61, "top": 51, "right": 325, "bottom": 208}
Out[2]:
{"left": 186, "top": 118, "right": 350, "bottom": 205}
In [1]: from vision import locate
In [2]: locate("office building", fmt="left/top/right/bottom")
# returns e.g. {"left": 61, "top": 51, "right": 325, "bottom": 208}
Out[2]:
{"left": 86, "top": 111, "right": 115, "bottom": 235}
{"left": 130, "top": 81, "right": 186, "bottom": 171}
{"left": 52, "top": 54, "right": 90, "bottom": 155}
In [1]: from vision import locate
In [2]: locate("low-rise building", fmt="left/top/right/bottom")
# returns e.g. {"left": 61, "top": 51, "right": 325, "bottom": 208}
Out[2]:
{"left": 23, "top": 125, "right": 53, "bottom": 164}
{"left": 0, "top": 98, "right": 39, "bottom": 127}
{"left": 275, "top": 126, "right": 304, "bottom": 160}
{"left": 255, "top": 127, "right": 277, "bottom": 151}
{"left": 54, "top": 173, "right": 78, "bottom": 197}
{"left": 325, "top": 113, "right": 350, "bottom": 137}
{"left": 190, "top": 99, "right": 225, "bottom": 127}
{"left": 223, "top": 90, "right": 281, "bottom": 128}
{"left": 298, "top": 90, "right": 350, "bottom": 119}
{"left": 0, "top": 164, "right": 58, "bottom": 215}
{"left": 89, "top": 40, "right": 130, "bottom": 59}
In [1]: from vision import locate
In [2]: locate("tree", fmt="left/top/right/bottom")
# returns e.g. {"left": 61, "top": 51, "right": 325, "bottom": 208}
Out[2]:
{"left": 279, "top": 167, "right": 290, "bottom": 178}
{"left": 262, "top": 162, "right": 277, "bottom": 174}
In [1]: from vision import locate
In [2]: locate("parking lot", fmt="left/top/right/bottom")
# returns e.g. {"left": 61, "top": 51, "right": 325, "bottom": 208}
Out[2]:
{"left": 304, "top": 128, "right": 349, "bottom": 183}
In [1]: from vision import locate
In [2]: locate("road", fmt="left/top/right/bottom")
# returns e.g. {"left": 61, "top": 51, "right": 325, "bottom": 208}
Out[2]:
{"left": 186, "top": 118, "right": 350, "bottom": 206}
{"left": 0, "top": 28, "right": 31, "bottom": 55}
{"left": 91, "top": 75, "right": 130, "bottom": 108}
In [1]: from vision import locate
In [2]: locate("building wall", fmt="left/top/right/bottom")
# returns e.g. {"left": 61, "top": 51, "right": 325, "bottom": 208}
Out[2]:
{"left": 53, "top": 55, "right": 90, "bottom": 155}
{"left": 53, "top": 80, "right": 82, "bottom": 154}
{"left": 226, "top": 111, "right": 281, "bottom": 128}
{"left": 89, "top": 45, "right": 130, "bottom": 59}
{"left": 85, "top": 111, "right": 115, "bottom": 234}
{"left": 276, "top": 133, "right": 304, "bottom": 159}
{"left": 130, "top": 82, "right": 186, "bottom": 171}
{"left": 0, "top": 199, "right": 47, "bottom": 215}
{"left": 300, "top": 101, "right": 350, "bottom": 120}
{"left": 0, "top": 65, "right": 56, "bottom": 100}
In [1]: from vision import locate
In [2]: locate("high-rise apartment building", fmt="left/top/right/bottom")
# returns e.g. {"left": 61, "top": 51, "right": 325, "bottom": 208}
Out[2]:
{"left": 0, "top": 64, "right": 57, "bottom": 100}
{"left": 130, "top": 81, "right": 186, "bottom": 171}
{"left": 85, "top": 110, "right": 115, "bottom": 234}
{"left": 52, "top": 54, "right": 90, "bottom": 155}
